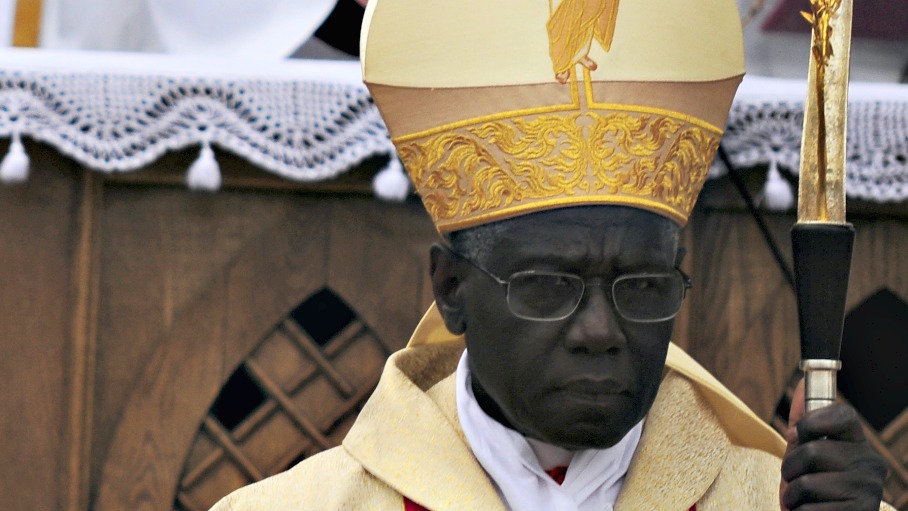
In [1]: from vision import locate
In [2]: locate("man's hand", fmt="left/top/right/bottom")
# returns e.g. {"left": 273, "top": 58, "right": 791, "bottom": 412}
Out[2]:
{"left": 779, "top": 379, "right": 888, "bottom": 511}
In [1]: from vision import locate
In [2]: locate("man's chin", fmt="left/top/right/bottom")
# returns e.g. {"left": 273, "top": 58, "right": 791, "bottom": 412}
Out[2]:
{"left": 528, "top": 421, "right": 635, "bottom": 451}
{"left": 522, "top": 400, "right": 641, "bottom": 449}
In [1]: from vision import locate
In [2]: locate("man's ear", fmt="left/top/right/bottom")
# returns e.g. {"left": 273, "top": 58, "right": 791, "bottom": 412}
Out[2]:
{"left": 430, "top": 244, "right": 467, "bottom": 335}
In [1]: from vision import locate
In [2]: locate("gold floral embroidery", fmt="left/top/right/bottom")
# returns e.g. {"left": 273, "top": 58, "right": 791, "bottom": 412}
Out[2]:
{"left": 397, "top": 109, "right": 720, "bottom": 231}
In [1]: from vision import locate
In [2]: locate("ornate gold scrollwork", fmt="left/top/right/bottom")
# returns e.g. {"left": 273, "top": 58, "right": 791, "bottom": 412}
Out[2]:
{"left": 397, "top": 109, "right": 720, "bottom": 231}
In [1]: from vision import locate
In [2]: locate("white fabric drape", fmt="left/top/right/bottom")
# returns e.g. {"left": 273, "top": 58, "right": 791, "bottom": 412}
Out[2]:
{"left": 0, "top": 0, "right": 14, "bottom": 46}
{"left": 39, "top": 0, "right": 337, "bottom": 58}
{"left": 0, "top": 50, "right": 404, "bottom": 195}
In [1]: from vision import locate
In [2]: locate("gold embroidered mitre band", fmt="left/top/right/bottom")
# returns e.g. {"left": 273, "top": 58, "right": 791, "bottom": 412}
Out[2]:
{"left": 362, "top": 0, "right": 745, "bottom": 232}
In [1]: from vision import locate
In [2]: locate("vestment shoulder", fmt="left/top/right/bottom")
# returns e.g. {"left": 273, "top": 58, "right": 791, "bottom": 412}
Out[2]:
{"left": 700, "top": 445, "right": 782, "bottom": 509}
{"left": 208, "top": 446, "right": 401, "bottom": 510}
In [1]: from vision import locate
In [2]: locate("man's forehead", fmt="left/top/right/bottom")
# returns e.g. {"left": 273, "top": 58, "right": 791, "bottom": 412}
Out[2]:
{"left": 495, "top": 206, "right": 676, "bottom": 239}
{"left": 486, "top": 207, "right": 679, "bottom": 263}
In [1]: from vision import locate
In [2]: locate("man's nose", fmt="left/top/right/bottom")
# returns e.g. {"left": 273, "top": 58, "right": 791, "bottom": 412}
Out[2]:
{"left": 562, "top": 284, "right": 627, "bottom": 355}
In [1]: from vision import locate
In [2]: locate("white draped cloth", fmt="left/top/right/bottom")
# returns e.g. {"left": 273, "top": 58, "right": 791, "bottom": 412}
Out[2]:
{"left": 39, "top": 0, "right": 337, "bottom": 58}
{"left": 455, "top": 351, "right": 643, "bottom": 511}
{"left": 0, "top": 50, "right": 408, "bottom": 198}
{"left": 717, "top": 76, "right": 908, "bottom": 208}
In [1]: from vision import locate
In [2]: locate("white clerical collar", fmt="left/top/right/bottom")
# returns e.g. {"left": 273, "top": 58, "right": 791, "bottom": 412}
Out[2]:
{"left": 455, "top": 350, "right": 643, "bottom": 511}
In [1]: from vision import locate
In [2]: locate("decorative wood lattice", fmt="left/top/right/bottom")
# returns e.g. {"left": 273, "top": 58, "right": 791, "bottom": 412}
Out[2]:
{"left": 173, "top": 288, "right": 394, "bottom": 510}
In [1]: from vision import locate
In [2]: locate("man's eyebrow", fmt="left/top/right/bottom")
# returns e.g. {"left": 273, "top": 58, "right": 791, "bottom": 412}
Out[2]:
{"left": 503, "top": 254, "right": 574, "bottom": 268}
{"left": 512, "top": 240, "right": 591, "bottom": 258}
{"left": 618, "top": 263, "right": 677, "bottom": 274}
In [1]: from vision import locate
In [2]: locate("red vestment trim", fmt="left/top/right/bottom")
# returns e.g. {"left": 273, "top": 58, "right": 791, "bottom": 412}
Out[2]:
{"left": 403, "top": 497, "right": 428, "bottom": 511}
{"left": 545, "top": 465, "right": 569, "bottom": 485}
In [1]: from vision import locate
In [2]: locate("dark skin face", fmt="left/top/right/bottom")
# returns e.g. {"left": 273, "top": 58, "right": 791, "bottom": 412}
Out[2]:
{"left": 430, "top": 205, "right": 887, "bottom": 509}
{"left": 431, "top": 206, "right": 680, "bottom": 450}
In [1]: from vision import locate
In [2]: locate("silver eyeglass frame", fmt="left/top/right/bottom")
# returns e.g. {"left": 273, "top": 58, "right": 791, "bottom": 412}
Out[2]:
{"left": 449, "top": 247, "right": 692, "bottom": 323}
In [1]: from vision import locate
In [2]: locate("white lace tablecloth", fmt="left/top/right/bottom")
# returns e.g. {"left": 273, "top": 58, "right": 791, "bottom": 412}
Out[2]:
{"left": 0, "top": 49, "right": 905, "bottom": 207}
{"left": 0, "top": 48, "right": 408, "bottom": 199}
{"left": 719, "top": 76, "right": 908, "bottom": 208}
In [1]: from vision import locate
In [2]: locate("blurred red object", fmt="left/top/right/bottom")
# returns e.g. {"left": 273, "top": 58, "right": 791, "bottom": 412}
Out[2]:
{"left": 762, "top": 0, "right": 908, "bottom": 41}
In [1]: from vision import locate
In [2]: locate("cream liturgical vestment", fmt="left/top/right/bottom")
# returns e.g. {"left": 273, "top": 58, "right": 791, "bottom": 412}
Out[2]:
{"left": 213, "top": 305, "right": 811, "bottom": 511}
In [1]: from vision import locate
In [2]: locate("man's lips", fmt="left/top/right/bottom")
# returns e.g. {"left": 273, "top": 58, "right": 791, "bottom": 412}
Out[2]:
{"left": 555, "top": 377, "right": 632, "bottom": 396}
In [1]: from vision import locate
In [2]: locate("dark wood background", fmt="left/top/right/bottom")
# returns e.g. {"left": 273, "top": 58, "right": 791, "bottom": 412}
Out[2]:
{"left": 1, "top": 142, "right": 905, "bottom": 509}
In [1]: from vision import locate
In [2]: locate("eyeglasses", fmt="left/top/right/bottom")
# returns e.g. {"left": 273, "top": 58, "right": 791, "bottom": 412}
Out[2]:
{"left": 453, "top": 250, "right": 691, "bottom": 323}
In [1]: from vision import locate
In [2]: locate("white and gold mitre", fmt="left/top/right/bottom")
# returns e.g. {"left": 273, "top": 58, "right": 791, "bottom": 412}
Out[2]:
{"left": 362, "top": 0, "right": 745, "bottom": 232}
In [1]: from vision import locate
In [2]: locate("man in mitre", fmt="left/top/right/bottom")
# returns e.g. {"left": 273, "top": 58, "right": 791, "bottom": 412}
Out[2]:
{"left": 212, "top": 0, "right": 890, "bottom": 509}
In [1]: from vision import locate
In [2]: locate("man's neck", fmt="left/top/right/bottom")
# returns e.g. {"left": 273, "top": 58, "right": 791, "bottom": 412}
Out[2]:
{"left": 525, "top": 436, "right": 574, "bottom": 470}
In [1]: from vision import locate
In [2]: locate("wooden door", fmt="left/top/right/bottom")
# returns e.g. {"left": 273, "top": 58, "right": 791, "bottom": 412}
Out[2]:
{"left": 0, "top": 141, "right": 438, "bottom": 510}
{"left": 88, "top": 189, "right": 438, "bottom": 511}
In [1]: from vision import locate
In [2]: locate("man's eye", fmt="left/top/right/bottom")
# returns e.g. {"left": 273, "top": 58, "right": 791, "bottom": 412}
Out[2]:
{"left": 629, "top": 278, "right": 653, "bottom": 290}
{"left": 552, "top": 276, "right": 574, "bottom": 288}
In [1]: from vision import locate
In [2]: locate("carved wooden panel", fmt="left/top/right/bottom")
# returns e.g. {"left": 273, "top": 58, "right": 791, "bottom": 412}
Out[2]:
{"left": 683, "top": 209, "right": 801, "bottom": 420}
{"left": 91, "top": 186, "right": 304, "bottom": 502}
{"left": 883, "top": 411, "right": 908, "bottom": 510}
{"left": 174, "top": 289, "right": 391, "bottom": 510}
{"left": 685, "top": 201, "right": 908, "bottom": 509}
{"left": 0, "top": 141, "right": 87, "bottom": 510}
{"left": 91, "top": 191, "right": 437, "bottom": 511}
{"left": 837, "top": 288, "right": 908, "bottom": 509}
{"left": 684, "top": 207, "right": 908, "bottom": 423}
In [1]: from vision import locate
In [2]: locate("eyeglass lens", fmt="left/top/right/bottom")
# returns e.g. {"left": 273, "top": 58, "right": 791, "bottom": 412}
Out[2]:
{"left": 612, "top": 274, "right": 684, "bottom": 321}
{"left": 507, "top": 273, "right": 585, "bottom": 320}
{"left": 506, "top": 272, "right": 684, "bottom": 322}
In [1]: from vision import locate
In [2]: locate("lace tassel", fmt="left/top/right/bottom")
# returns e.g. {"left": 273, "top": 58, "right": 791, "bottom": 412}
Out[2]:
{"left": 762, "top": 159, "right": 794, "bottom": 211}
{"left": 1, "top": 134, "right": 30, "bottom": 184}
{"left": 372, "top": 156, "right": 410, "bottom": 201}
{"left": 187, "top": 142, "right": 221, "bottom": 191}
